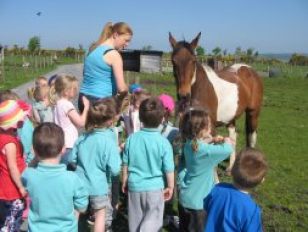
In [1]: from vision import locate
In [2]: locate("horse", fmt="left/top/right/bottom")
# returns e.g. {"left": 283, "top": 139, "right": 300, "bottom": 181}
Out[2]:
{"left": 169, "top": 32, "right": 263, "bottom": 171}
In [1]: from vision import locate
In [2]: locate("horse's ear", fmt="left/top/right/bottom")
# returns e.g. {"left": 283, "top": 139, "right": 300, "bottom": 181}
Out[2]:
{"left": 169, "top": 32, "right": 177, "bottom": 49}
{"left": 190, "top": 32, "right": 201, "bottom": 50}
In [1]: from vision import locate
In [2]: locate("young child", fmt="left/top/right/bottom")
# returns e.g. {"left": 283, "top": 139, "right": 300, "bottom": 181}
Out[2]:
{"left": 21, "top": 122, "right": 88, "bottom": 232}
{"left": 53, "top": 74, "right": 90, "bottom": 164}
{"left": 204, "top": 148, "right": 268, "bottom": 232}
{"left": 27, "top": 76, "right": 48, "bottom": 101}
{"left": 178, "top": 108, "right": 234, "bottom": 232}
{"left": 158, "top": 93, "right": 178, "bottom": 143}
{"left": 0, "top": 90, "right": 35, "bottom": 165}
{"left": 122, "top": 97, "right": 175, "bottom": 232}
{"left": 32, "top": 85, "right": 54, "bottom": 123}
{"left": 122, "top": 90, "right": 150, "bottom": 135}
{"left": 0, "top": 100, "right": 27, "bottom": 232}
{"left": 71, "top": 98, "right": 122, "bottom": 232}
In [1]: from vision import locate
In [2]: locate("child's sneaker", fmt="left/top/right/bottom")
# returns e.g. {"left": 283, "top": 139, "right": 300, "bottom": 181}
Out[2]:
{"left": 87, "top": 214, "right": 95, "bottom": 225}
{"left": 166, "top": 215, "right": 179, "bottom": 229}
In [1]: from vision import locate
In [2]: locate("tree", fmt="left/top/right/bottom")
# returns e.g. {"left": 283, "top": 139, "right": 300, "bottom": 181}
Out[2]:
{"left": 28, "top": 36, "right": 41, "bottom": 54}
{"left": 196, "top": 46, "right": 205, "bottom": 56}
{"left": 142, "top": 45, "right": 152, "bottom": 51}
{"left": 212, "top": 47, "right": 221, "bottom": 57}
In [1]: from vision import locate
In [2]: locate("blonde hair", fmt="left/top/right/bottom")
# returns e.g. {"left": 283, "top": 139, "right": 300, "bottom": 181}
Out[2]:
{"left": 89, "top": 22, "right": 133, "bottom": 53}
{"left": 54, "top": 74, "right": 78, "bottom": 96}
{"left": 35, "top": 76, "right": 48, "bottom": 87}
{"left": 33, "top": 86, "right": 49, "bottom": 102}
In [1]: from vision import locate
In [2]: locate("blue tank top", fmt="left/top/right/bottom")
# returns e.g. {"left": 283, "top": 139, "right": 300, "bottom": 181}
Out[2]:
{"left": 80, "top": 45, "right": 117, "bottom": 98}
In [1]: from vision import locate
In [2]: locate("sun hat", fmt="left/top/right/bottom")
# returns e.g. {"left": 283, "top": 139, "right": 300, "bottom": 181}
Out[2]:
{"left": 159, "top": 94, "right": 175, "bottom": 113}
{"left": 0, "top": 100, "right": 26, "bottom": 130}
{"left": 129, "top": 83, "right": 142, "bottom": 94}
{"left": 17, "top": 100, "right": 32, "bottom": 116}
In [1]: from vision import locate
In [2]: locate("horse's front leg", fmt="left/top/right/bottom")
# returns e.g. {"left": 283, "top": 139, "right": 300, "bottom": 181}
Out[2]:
{"left": 246, "top": 109, "right": 260, "bottom": 148}
{"left": 226, "top": 122, "right": 237, "bottom": 174}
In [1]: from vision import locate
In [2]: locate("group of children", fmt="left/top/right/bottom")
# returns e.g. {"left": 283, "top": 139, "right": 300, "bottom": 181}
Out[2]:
{"left": 0, "top": 74, "right": 268, "bottom": 232}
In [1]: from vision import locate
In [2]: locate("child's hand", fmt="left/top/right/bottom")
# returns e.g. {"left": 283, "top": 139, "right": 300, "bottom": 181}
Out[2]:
{"left": 121, "top": 182, "right": 128, "bottom": 194}
{"left": 224, "top": 137, "right": 235, "bottom": 146}
{"left": 211, "top": 135, "right": 224, "bottom": 144}
{"left": 163, "top": 187, "right": 174, "bottom": 201}
{"left": 19, "top": 187, "right": 27, "bottom": 198}
{"left": 82, "top": 96, "right": 90, "bottom": 110}
{"left": 120, "top": 143, "right": 125, "bottom": 151}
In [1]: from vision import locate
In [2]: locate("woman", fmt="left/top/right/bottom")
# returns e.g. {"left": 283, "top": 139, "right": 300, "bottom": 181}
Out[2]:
{"left": 79, "top": 22, "right": 133, "bottom": 111}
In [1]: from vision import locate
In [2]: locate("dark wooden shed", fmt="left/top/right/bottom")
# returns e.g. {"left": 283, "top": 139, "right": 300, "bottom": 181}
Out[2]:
{"left": 120, "top": 50, "right": 163, "bottom": 73}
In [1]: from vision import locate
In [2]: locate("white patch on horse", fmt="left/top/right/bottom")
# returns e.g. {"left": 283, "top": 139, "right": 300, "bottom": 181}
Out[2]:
{"left": 229, "top": 63, "right": 251, "bottom": 73}
{"left": 203, "top": 65, "right": 238, "bottom": 123}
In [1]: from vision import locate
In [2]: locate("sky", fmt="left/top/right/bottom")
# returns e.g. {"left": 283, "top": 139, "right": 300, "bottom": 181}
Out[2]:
{"left": 1, "top": 0, "right": 308, "bottom": 54}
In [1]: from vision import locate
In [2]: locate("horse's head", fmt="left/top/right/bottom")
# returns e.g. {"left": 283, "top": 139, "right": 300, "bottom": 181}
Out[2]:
{"left": 169, "top": 32, "right": 201, "bottom": 102}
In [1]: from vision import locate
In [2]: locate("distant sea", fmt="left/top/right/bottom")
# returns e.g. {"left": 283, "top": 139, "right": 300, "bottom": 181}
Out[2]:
{"left": 260, "top": 53, "right": 308, "bottom": 62}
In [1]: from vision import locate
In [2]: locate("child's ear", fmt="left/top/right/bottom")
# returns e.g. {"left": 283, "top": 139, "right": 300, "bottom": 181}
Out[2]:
{"left": 60, "top": 146, "right": 66, "bottom": 155}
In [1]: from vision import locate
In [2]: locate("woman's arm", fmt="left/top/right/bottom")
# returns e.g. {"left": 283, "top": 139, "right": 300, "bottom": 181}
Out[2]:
{"left": 5, "top": 143, "right": 27, "bottom": 197}
{"left": 106, "top": 50, "right": 128, "bottom": 93}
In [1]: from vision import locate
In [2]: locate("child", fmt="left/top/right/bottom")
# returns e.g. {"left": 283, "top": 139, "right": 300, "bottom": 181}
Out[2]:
{"left": 53, "top": 74, "right": 90, "bottom": 164}
{"left": 27, "top": 76, "right": 48, "bottom": 101}
{"left": 178, "top": 108, "right": 234, "bottom": 232}
{"left": 0, "top": 100, "right": 27, "bottom": 232}
{"left": 122, "top": 90, "right": 150, "bottom": 135}
{"left": 204, "top": 148, "right": 267, "bottom": 232}
{"left": 71, "top": 98, "right": 122, "bottom": 232}
{"left": 21, "top": 122, "right": 88, "bottom": 232}
{"left": 122, "top": 97, "right": 175, "bottom": 232}
{"left": 0, "top": 90, "right": 35, "bottom": 165}
{"left": 158, "top": 93, "right": 178, "bottom": 143}
{"left": 32, "top": 85, "right": 54, "bottom": 123}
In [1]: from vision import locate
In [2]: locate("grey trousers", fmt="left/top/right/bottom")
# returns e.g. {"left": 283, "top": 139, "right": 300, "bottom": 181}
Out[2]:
{"left": 128, "top": 190, "right": 164, "bottom": 232}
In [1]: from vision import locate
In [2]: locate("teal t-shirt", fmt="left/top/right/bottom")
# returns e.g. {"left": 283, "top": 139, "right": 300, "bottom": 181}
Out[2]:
{"left": 71, "top": 128, "right": 121, "bottom": 196}
{"left": 80, "top": 45, "right": 116, "bottom": 98}
{"left": 179, "top": 140, "right": 233, "bottom": 210}
{"left": 22, "top": 163, "right": 88, "bottom": 232}
{"left": 17, "top": 117, "right": 34, "bottom": 164}
{"left": 123, "top": 128, "right": 175, "bottom": 192}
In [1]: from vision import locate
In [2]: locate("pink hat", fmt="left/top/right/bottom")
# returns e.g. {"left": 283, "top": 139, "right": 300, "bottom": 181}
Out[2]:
{"left": 0, "top": 100, "right": 26, "bottom": 130}
{"left": 159, "top": 94, "right": 175, "bottom": 113}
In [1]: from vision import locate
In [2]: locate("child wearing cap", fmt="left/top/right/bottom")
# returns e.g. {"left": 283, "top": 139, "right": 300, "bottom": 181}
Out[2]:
{"left": 158, "top": 94, "right": 179, "bottom": 143}
{"left": 0, "top": 100, "right": 27, "bottom": 232}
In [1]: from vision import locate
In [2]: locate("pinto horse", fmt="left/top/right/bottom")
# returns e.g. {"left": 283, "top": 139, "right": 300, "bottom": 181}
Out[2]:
{"left": 169, "top": 32, "right": 263, "bottom": 170}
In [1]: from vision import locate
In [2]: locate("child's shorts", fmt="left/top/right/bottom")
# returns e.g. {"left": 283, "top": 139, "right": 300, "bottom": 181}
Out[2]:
{"left": 89, "top": 195, "right": 109, "bottom": 210}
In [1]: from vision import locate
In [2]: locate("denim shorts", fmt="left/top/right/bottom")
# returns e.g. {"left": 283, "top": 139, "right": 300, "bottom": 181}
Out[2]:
{"left": 89, "top": 195, "right": 109, "bottom": 210}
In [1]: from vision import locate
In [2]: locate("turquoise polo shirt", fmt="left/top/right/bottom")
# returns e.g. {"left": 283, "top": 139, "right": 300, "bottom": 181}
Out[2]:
{"left": 17, "top": 117, "right": 34, "bottom": 164}
{"left": 80, "top": 45, "right": 116, "bottom": 98}
{"left": 123, "top": 128, "right": 175, "bottom": 192}
{"left": 71, "top": 128, "right": 121, "bottom": 196}
{"left": 179, "top": 141, "right": 233, "bottom": 210}
{"left": 22, "top": 163, "right": 88, "bottom": 232}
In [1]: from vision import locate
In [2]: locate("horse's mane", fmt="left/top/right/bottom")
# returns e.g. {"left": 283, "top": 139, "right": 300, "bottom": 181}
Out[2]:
{"left": 173, "top": 40, "right": 195, "bottom": 55}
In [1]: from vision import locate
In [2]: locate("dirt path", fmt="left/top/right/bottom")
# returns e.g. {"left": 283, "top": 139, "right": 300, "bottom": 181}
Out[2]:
{"left": 12, "top": 63, "right": 83, "bottom": 102}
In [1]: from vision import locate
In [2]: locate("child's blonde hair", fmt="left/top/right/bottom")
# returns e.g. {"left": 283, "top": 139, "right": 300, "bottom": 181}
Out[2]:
{"left": 85, "top": 97, "right": 118, "bottom": 132}
{"left": 33, "top": 86, "right": 50, "bottom": 102}
{"left": 35, "top": 76, "right": 48, "bottom": 88}
{"left": 181, "top": 108, "right": 211, "bottom": 152}
{"left": 54, "top": 74, "right": 78, "bottom": 96}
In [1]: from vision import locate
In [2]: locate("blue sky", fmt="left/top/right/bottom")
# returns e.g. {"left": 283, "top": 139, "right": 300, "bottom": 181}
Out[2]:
{"left": 1, "top": 0, "right": 307, "bottom": 53}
